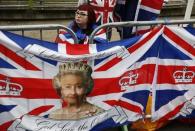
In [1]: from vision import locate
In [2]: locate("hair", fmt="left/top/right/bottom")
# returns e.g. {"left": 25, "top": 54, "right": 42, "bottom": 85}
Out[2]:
{"left": 72, "top": 4, "right": 96, "bottom": 35}
{"left": 53, "top": 62, "right": 94, "bottom": 97}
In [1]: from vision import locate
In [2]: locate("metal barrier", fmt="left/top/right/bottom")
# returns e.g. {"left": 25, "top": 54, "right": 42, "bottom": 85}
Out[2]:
{"left": 89, "top": 19, "right": 195, "bottom": 44}
{"left": 0, "top": 24, "right": 78, "bottom": 43}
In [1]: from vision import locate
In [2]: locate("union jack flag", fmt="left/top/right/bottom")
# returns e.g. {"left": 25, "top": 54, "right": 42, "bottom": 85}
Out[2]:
{"left": 151, "top": 25, "right": 195, "bottom": 122}
{"left": 0, "top": 24, "right": 195, "bottom": 130}
{"left": 0, "top": 31, "right": 61, "bottom": 131}
{"left": 0, "top": 29, "right": 147, "bottom": 130}
{"left": 88, "top": 0, "right": 117, "bottom": 24}
{"left": 115, "top": 0, "right": 165, "bottom": 39}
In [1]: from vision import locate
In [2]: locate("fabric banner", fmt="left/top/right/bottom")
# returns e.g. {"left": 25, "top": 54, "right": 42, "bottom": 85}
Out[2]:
{"left": 0, "top": 25, "right": 195, "bottom": 131}
{"left": 115, "top": 0, "right": 164, "bottom": 39}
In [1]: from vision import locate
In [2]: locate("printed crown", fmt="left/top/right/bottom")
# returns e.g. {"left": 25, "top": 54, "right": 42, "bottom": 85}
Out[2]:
{"left": 0, "top": 78, "right": 23, "bottom": 96}
{"left": 119, "top": 71, "right": 139, "bottom": 90}
{"left": 173, "top": 67, "right": 194, "bottom": 83}
{"left": 59, "top": 62, "right": 92, "bottom": 75}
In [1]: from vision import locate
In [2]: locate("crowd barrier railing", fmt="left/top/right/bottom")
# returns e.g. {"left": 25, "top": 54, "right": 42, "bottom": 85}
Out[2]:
{"left": 89, "top": 19, "right": 195, "bottom": 44}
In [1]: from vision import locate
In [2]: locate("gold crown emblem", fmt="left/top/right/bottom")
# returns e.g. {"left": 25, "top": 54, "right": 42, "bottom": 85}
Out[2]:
{"left": 173, "top": 67, "right": 194, "bottom": 83}
{"left": 0, "top": 77, "right": 23, "bottom": 96}
{"left": 59, "top": 62, "right": 92, "bottom": 75}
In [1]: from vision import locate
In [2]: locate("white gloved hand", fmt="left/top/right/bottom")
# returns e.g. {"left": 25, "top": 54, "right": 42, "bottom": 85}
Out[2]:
{"left": 108, "top": 106, "right": 128, "bottom": 124}
{"left": 180, "top": 100, "right": 195, "bottom": 117}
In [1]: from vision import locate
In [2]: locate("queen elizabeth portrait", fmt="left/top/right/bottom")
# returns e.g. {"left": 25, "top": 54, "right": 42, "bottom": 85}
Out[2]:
{"left": 49, "top": 62, "right": 103, "bottom": 120}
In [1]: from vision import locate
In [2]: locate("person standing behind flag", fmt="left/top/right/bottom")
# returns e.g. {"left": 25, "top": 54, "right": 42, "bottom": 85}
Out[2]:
{"left": 56, "top": 4, "right": 107, "bottom": 44}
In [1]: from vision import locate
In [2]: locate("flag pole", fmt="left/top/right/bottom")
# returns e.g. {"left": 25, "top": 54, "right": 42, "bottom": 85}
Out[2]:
{"left": 184, "top": 0, "right": 194, "bottom": 20}
{"left": 121, "top": 125, "right": 128, "bottom": 131}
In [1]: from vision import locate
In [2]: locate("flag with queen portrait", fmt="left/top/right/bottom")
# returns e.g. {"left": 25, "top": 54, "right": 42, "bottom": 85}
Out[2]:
{"left": 0, "top": 24, "right": 195, "bottom": 131}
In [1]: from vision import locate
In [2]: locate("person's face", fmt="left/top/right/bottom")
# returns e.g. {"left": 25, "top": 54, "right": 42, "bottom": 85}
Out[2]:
{"left": 60, "top": 74, "right": 86, "bottom": 105}
{"left": 75, "top": 10, "right": 88, "bottom": 27}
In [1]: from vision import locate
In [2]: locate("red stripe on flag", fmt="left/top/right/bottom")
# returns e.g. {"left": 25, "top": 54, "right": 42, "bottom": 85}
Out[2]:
{"left": 96, "top": 28, "right": 106, "bottom": 36}
{"left": 121, "top": 64, "right": 155, "bottom": 85}
{"left": 66, "top": 43, "right": 90, "bottom": 55}
{"left": 157, "top": 65, "right": 195, "bottom": 84}
{"left": 56, "top": 38, "right": 72, "bottom": 44}
{"left": 136, "top": 28, "right": 151, "bottom": 35}
{"left": 105, "top": 100, "right": 142, "bottom": 114}
{"left": 28, "top": 105, "right": 54, "bottom": 115}
{"left": 0, "top": 44, "right": 40, "bottom": 71}
{"left": 0, "top": 64, "right": 156, "bottom": 98}
{"left": 89, "top": 78, "right": 123, "bottom": 96}
{"left": 141, "top": 0, "right": 164, "bottom": 10}
{"left": 128, "top": 26, "right": 162, "bottom": 53}
{"left": 91, "top": 64, "right": 155, "bottom": 96}
{"left": 157, "top": 103, "right": 184, "bottom": 123}
{"left": 0, "top": 75, "right": 59, "bottom": 99}
{"left": 164, "top": 26, "right": 195, "bottom": 56}
{"left": 0, "top": 120, "right": 14, "bottom": 131}
{"left": 95, "top": 57, "right": 122, "bottom": 71}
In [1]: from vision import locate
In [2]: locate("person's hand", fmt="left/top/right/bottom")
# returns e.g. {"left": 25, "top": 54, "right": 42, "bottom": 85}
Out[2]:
{"left": 116, "top": 46, "right": 130, "bottom": 59}
{"left": 180, "top": 98, "right": 195, "bottom": 117}
{"left": 108, "top": 106, "right": 128, "bottom": 124}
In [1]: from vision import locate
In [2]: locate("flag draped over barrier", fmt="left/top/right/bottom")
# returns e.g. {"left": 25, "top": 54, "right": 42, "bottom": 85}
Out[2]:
{"left": 0, "top": 25, "right": 195, "bottom": 131}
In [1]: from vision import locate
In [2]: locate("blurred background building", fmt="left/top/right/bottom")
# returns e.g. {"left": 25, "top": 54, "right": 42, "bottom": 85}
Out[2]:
{"left": 0, "top": 0, "right": 193, "bottom": 20}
